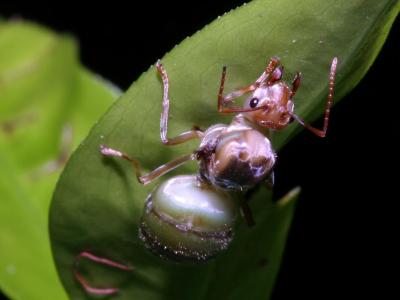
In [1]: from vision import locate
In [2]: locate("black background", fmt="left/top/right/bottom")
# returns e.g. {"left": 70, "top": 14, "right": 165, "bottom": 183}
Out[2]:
{"left": 1, "top": 2, "right": 398, "bottom": 299}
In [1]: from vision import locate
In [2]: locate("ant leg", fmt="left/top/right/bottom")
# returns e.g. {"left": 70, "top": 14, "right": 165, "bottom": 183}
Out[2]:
{"left": 217, "top": 57, "right": 280, "bottom": 114}
{"left": 289, "top": 72, "right": 302, "bottom": 98}
{"left": 156, "top": 61, "right": 204, "bottom": 145}
{"left": 265, "top": 171, "right": 275, "bottom": 190}
{"left": 289, "top": 57, "right": 338, "bottom": 138}
{"left": 240, "top": 198, "right": 256, "bottom": 227}
{"left": 74, "top": 251, "right": 133, "bottom": 295}
{"left": 100, "top": 145, "right": 196, "bottom": 185}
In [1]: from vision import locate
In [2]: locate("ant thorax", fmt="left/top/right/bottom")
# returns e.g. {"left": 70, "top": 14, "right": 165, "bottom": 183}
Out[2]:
{"left": 196, "top": 114, "right": 276, "bottom": 192}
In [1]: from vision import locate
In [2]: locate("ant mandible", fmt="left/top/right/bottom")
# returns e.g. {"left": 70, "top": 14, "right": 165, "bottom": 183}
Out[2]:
{"left": 75, "top": 56, "right": 338, "bottom": 295}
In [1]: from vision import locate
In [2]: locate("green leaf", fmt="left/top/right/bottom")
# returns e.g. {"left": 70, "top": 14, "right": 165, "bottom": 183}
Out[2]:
{"left": 0, "top": 21, "right": 117, "bottom": 300}
{"left": 50, "top": 0, "right": 399, "bottom": 299}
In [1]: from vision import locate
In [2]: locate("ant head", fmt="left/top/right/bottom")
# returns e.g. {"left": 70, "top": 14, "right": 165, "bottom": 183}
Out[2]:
{"left": 243, "top": 68, "right": 294, "bottom": 130}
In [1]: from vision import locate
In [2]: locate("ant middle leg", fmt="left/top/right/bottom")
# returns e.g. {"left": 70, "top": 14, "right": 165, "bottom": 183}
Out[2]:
{"left": 217, "top": 57, "right": 280, "bottom": 114}
{"left": 100, "top": 145, "right": 196, "bottom": 185}
{"left": 289, "top": 72, "right": 302, "bottom": 98}
{"left": 156, "top": 61, "right": 204, "bottom": 145}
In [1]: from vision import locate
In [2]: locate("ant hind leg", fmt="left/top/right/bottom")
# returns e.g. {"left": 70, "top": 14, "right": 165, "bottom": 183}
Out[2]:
{"left": 74, "top": 251, "right": 133, "bottom": 295}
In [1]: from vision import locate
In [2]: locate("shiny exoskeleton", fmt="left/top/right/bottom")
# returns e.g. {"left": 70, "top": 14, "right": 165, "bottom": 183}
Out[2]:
{"left": 197, "top": 122, "right": 275, "bottom": 191}
{"left": 75, "top": 57, "right": 338, "bottom": 295}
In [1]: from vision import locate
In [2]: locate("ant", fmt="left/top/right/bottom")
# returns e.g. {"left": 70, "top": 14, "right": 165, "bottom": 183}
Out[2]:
{"left": 74, "top": 56, "right": 338, "bottom": 295}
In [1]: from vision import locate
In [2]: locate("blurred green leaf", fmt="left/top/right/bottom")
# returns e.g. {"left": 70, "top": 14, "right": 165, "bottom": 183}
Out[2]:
{"left": 0, "top": 21, "right": 117, "bottom": 300}
{"left": 50, "top": 0, "right": 398, "bottom": 299}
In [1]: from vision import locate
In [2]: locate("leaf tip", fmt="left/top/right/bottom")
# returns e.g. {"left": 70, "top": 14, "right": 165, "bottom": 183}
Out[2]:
{"left": 276, "top": 186, "right": 301, "bottom": 207}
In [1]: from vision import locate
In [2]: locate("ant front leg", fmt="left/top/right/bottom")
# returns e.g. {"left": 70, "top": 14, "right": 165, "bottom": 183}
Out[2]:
{"left": 217, "top": 57, "right": 280, "bottom": 114}
{"left": 290, "top": 57, "right": 338, "bottom": 137}
{"left": 156, "top": 61, "right": 204, "bottom": 145}
{"left": 100, "top": 145, "right": 196, "bottom": 185}
{"left": 74, "top": 251, "right": 133, "bottom": 295}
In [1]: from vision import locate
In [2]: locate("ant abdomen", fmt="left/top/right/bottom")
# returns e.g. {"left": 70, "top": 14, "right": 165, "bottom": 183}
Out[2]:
{"left": 139, "top": 175, "right": 237, "bottom": 262}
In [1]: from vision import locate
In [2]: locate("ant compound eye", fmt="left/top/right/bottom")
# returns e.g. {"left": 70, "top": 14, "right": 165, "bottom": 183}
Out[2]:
{"left": 249, "top": 97, "right": 259, "bottom": 108}
{"left": 138, "top": 175, "right": 237, "bottom": 262}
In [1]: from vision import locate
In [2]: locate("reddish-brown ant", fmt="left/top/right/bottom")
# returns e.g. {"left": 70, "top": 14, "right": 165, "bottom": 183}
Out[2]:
{"left": 75, "top": 56, "right": 338, "bottom": 295}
